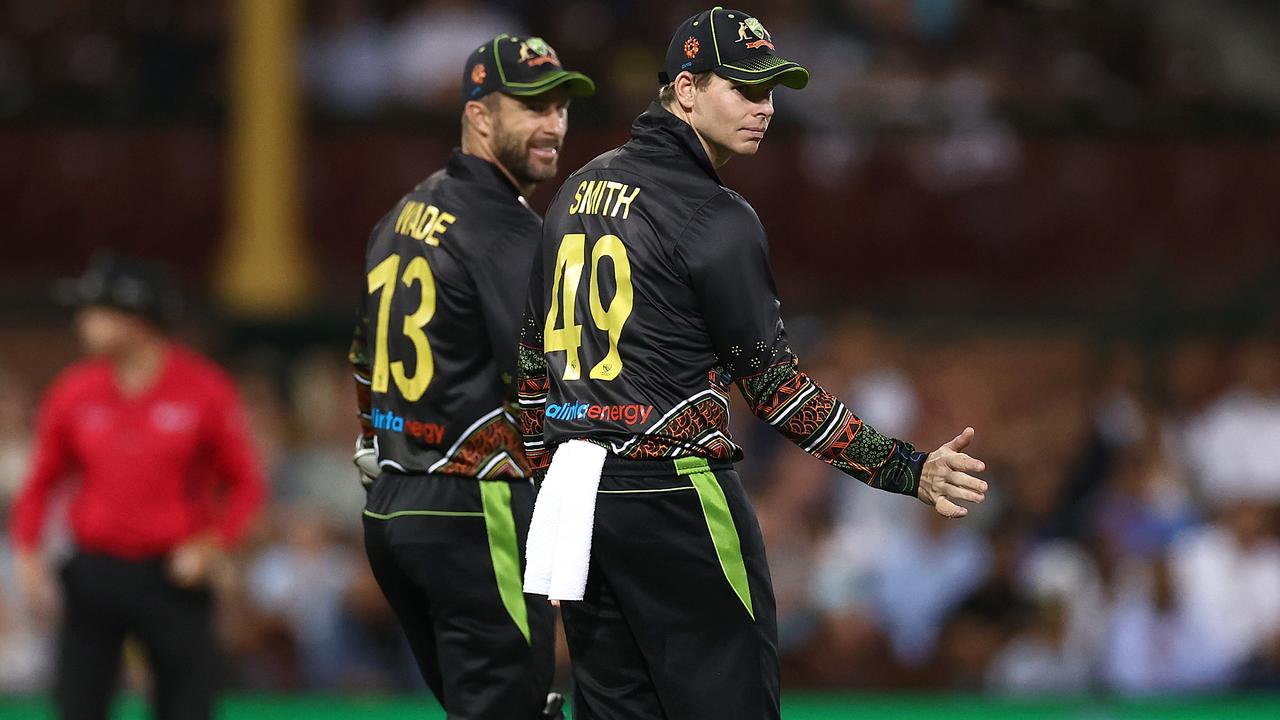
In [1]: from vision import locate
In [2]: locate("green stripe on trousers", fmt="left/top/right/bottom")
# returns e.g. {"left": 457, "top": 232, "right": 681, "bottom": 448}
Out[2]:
{"left": 675, "top": 456, "right": 755, "bottom": 620}
{"left": 479, "top": 479, "right": 532, "bottom": 644}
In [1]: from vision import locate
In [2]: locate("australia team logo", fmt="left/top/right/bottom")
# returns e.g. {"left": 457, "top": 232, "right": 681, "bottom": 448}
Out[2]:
{"left": 519, "top": 37, "right": 561, "bottom": 68}
{"left": 737, "top": 17, "right": 775, "bottom": 51}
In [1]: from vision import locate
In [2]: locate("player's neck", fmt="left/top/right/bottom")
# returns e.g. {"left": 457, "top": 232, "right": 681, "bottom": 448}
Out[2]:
{"left": 461, "top": 141, "right": 535, "bottom": 199}
{"left": 665, "top": 103, "right": 733, "bottom": 168}
{"left": 112, "top": 335, "right": 171, "bottom": 398}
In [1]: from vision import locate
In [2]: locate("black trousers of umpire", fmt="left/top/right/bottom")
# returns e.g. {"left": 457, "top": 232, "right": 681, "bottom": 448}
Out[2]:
{"left": 363, "top": 471, "right": 555, "bottom": 720}
{"left": 561, "top": 456, "right": 781, "bottom": 720}
{"left": 55, "top": 551, "right": 219, "bottom": 720}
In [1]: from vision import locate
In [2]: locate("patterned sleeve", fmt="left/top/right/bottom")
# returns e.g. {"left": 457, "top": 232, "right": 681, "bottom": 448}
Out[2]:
{"left": 676, "top": 192, "right": 925, "bottom": 495}
{"left": 516, "top": 241, "right": 551, "bottom": 473}
{"left": 737, "top": 359, "right": 925, "bottom": 494}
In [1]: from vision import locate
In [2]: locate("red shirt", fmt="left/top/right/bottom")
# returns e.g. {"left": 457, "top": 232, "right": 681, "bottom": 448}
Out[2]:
{"left": 10, "top": 345, "right": 266, "bottom": 559}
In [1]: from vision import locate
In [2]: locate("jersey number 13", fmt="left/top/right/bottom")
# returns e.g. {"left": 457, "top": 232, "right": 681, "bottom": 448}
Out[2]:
{"left": 367, "top": 253, "right": 436, "bottom": 401}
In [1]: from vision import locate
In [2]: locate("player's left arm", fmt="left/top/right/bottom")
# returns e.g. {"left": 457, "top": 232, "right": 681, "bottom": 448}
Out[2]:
{"left": 348, "top": 220, "right": 390, "bottom": 481}
{"left": 677, "top": 193, "right": 986, "bottom": 516}
{"left": 349, "top": 221, "right": 389, "bottom": 447}
{"left": 349, "top": 299, "right": 374, "bottom": 441}
{"left": 347, "top": 287, "right": 379, "bottom": 482}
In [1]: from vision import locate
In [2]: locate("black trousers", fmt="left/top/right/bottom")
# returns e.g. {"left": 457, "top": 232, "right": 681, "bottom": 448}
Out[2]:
{"left": 55, "top": 551, "right": 219, "bottom": 720}
{"left": 363, "top": 472, "right": 555, "bottom": 720}
{"left": 561, "top": 457, "right": 781, "bottom": 720}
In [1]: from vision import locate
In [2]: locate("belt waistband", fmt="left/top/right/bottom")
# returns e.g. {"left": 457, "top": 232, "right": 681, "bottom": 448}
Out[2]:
{"left": 599, "top": 453, "right": 733, "bottom": 477}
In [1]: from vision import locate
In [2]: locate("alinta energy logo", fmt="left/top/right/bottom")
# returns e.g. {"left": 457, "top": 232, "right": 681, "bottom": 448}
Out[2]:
{"left": 371, "top": 408, "right": 445, "bottom": 444}
{"left": 546, "top": 400, "right": 654, "bottom": 426}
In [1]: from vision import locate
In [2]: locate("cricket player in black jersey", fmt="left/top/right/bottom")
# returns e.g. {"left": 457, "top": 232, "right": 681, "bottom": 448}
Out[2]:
{"left": 517, "top": 8, "right": 989, "bottom": 719}
{"left": 348, "top": 34, "right": 593, "bottom": 720}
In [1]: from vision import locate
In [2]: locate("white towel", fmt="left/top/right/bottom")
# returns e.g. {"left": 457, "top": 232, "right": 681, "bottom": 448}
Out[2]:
{"left": 524, "top": 439, "right": 608, "bottom": 601}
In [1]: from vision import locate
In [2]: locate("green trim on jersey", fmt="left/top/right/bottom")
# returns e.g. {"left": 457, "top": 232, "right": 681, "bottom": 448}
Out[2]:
{"left": 597, "top": 486, "right": 696, "bottom": 495}
{"left": 479, "top": 479, "right": 532, "bottom": 645}
{"left": 676, "top": 456, "right": 755, "bottom": 620}
{"left": 362, "top": 509, "right": 484, "bottom": 520}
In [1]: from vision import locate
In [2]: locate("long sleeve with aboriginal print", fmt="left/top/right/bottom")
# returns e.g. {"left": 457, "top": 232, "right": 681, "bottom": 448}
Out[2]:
{"left": 516, "top": 242, "right": 551, "bottom": 474}
{"left": 676, "top": 192, "right": 926, "bottom": 496}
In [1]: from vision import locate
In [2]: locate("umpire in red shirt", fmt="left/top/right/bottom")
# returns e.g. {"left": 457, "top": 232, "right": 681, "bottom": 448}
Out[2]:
{"left": 9, "top": 254, "right": 266, "bottom": 720}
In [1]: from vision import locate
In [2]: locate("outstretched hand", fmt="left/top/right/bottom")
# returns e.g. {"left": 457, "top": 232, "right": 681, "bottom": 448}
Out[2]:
{"left": 918, "top": 427, "right": 987, "bottom": 518}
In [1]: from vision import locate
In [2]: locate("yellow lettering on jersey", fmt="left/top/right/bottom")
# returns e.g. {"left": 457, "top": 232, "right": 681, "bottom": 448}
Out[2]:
{"left": 574, "top": 181, "right": 595, "bottom": 214}
{"left": 611, "top": 185, "right": 641, "bottom": 219}
{"left": 579, "top": 181, "right": 597, "bottom": 214}
{"left": 394, "top": 201, "right": 456, "bottom": 246}
{"left": 601, "top": 182, "right": 622, "bottom": 213}
{"left": 565, "top": 181, "right": 642, "bottom": 220}
{"left": 588, "top": 181, "right": 607, "bottom": 214}
{"left": 425, "top": 210, "right": 456, "bottom": 245}
{"left": 395, "top": 201, "right": 423, "bottom": 235}
{"left": 569, "top": 180, "right": 588, "bottom": 214}
{"left": 411, "top": 205, "right": 437, "bottom": 242}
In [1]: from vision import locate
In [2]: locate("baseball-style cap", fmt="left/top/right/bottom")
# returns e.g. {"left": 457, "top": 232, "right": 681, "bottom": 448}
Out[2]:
{"left": 461, "top": 34, "right": 596, "bottom": 103}
{"left": 55, "top": 252, "right": 181, "bottom": 329}
{"left": 659, "top": 7, "right": 809, "bottom": 89}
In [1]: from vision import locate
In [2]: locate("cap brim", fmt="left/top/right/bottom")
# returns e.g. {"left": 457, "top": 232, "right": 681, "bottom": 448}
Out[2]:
{"left": 501, "top": 70, "right": 596, "bottom": 98}
{"left": 714, "top": 55, "right": 810, "bottom": 90}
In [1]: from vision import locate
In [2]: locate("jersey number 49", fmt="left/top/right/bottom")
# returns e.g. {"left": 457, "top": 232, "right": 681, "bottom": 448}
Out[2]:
{"left": 545, "top": 233, "right": 634, "bottom": 382}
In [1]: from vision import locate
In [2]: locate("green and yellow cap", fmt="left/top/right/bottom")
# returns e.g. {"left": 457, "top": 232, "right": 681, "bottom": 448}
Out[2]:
{"left": 659, "top": 7, "right": 809, "bottom": 90}
{"left": 462, "top": 34, "right": 595, "bottom": 103}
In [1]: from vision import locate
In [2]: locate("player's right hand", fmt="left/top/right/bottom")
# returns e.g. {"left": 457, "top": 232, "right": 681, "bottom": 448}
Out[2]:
{"left": 353, "top": 434, "right": 380, "bottom": 489}
{"left": 918, "top": 427, "right": 988, "bottom": 518}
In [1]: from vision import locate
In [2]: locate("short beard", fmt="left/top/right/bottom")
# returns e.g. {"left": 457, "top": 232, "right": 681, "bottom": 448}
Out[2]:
{"left": 493, "top": 125, "right": 556, "bottom": 189}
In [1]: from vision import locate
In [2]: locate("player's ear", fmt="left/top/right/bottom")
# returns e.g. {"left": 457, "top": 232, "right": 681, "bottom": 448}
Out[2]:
{"left": 674, "top": 71, "right": 700, "bottom": 113}
{"left": 463, "top": 99, "right": 494, "bottom": 138}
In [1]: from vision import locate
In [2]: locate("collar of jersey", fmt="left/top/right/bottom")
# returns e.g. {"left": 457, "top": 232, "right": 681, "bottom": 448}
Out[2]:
{"left": 448, "top": 148, "right": 524, "bottom": 200}
{"left": 628, "top": 103, "right": 723, "bottom": 185}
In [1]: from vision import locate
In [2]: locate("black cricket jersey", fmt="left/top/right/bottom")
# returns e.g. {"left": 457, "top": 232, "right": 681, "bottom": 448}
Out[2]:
{"left": 350, "top": 150, "right": 535, "bottom": 479}
{"left": 517, "top": 103, "right": 926, "bottom": 495}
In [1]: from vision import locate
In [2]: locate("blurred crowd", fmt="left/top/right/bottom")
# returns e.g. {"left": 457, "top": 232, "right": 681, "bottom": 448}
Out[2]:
{"left": 2, "top": 315, "right": 1280, "bottom": 695}
{"left": 1, "top": 0, "right": 1278, "bottom": 130}
{"left": 744, "top": 317, "right": 1280, "bottom": 694}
